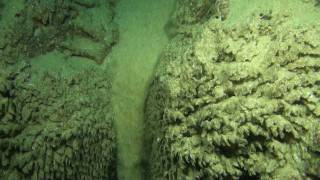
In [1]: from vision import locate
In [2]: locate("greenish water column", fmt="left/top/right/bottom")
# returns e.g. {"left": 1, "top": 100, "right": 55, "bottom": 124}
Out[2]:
{"left": 108, "top": 0, "right": 175, "bottom": 179}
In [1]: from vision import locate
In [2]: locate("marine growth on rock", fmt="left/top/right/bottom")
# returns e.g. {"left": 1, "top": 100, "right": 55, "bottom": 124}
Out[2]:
{"left": 0, "top": 63, "right": 116, "bottom": 179}
{"left": 145, "top": 11, "right": 320, "bottom": 180}
{"left": 0, "top": 0, "right": 118, "bottom": 64}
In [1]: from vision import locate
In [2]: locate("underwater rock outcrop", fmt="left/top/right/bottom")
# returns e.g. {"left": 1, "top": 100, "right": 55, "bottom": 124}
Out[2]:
{"left": 0, "top": 63, "right": 116, "bottom": 179}
{"left": 0, "top": 1, "right": 118, "bottom": 179}
{"left": 0, "top": 0, "right": 118, "bottom": 64}
{"left": 167, "top": 0, "right": 229, "bottom": 37}
{"left": 145, "top": 11, "right": 320, "bottom": 179}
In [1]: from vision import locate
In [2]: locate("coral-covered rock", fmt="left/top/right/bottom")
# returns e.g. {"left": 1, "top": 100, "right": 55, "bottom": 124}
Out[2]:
{"left": 145, "top": 12, "right": 320, "bottom": 179}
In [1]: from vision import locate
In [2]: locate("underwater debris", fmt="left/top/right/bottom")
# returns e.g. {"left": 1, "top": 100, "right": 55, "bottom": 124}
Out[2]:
{"left": 145, "top": 12, "right": 320, "bottom": 179}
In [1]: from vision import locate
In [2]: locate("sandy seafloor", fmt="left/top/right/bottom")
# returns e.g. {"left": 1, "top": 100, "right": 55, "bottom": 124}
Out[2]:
{"left": 106, "top": 0, "right": 175, "bottom": 179}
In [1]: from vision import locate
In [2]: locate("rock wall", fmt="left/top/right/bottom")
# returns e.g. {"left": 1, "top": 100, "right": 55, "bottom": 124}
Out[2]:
{"left": 166, "top": 0, "right": 229, "bottom": 37}
{"left": 0, "top": 0, "right": 118, "bottom": 179}
{"left": 145, "top": 8, "right": 320, "bottom": 180}
{"left": 0, "top": 63, "right": 116, "bottom": 179}
{"left": 0, "top": 0, "right": 118, "bottom": 64}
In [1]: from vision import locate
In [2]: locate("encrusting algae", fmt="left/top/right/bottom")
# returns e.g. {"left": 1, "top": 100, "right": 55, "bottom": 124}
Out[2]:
{"left": 144, "top": 3, "right": 320, "bottom": 180}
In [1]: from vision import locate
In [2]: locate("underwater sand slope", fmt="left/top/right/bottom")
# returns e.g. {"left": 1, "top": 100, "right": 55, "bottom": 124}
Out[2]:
{"left": 108, "top": 0, "right": 175, "bottom": 179}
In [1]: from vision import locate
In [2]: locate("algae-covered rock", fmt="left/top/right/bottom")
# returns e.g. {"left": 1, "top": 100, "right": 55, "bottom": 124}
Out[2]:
{"left": 145, "top": 11, "right": 320, "bottom": 179}
{"left": 0, "top": 1, "right": 118, "bottom": 178}
{"left": 167, "top": 0, "right": 229, "bottom": 37}
{"left": 0, "top": 0, "right": 118, "bottom": 64}
{"left": 0, "top": 62, "right": 116, "bottom": 179}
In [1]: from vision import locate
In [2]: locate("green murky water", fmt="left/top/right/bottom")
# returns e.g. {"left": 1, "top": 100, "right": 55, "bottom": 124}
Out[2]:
{"left": 0, "top": 0, "right": 319, "bottom": 179}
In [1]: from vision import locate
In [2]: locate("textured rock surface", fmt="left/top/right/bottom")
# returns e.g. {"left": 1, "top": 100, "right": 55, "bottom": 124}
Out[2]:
{"left": 0, "top": 0, "right": 118, "bottom": 64}
{"left": 0, "top": 1, "right": 117, "bottom": 178}
{"left": 145, "top": 11, "right": 320, "bottom": 179}
{"left": 0, "top": 1, "right": 117, "bottom": 179}
{"left": 167, "top": 0, "right": 229, "bottom": 37}
{"left": 0, "top": 62, "right": 116, "bottom": 179}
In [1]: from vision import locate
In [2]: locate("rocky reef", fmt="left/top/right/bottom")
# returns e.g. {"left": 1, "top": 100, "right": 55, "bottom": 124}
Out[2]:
{"left": 0, "top": 0, "right": 118, "bottom": 179}
{"left": 0, "top": 62, "right": 116, "bottom": 179}
{"left": 145, "top": 8, "right": 320, "bottom": 180}
{"left": 0, "top": 1, "right": 118, "bottom": 178}
{"left": 166, "top": 0, "right": 229, "bottom": 37}
{"left": 0, "top": 0, "right": 118, "bottom": 64}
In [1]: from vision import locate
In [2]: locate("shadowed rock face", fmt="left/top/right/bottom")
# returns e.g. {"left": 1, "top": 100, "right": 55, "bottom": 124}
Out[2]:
{"left": 145, "top": 11, "right": 320, "bottom": 179}
{"left": 0, "top": 1, "right": 3, "bottom": 21}
{"left": 166, "top": 0, "right": 229, "bottom": 37}
{"left": 0, "top": 63, "right": 116, "bottom": 179}
{"left": 0, "top": 1, "right": 118, "bottom": 179}
{"left": 0, "top": 0, "right": 118, "bottom": 64}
